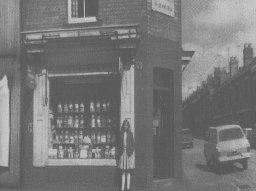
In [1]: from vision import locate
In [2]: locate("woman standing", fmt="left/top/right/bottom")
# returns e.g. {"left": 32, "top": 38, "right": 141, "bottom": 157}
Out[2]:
{"left": 118, "top": 119, "right": 135, "bottom": 191}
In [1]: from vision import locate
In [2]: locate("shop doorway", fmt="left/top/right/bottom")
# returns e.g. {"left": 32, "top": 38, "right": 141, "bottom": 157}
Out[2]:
{"left": 153, "top": 68, "right": 174, "bottom": 179}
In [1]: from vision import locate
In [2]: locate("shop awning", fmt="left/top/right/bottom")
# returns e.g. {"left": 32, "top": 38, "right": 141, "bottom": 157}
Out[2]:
{"left": 20, "top": 24, "right": 140, "bottom": 53}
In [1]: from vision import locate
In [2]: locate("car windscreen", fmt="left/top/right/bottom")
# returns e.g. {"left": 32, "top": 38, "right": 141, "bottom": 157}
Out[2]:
{"left": 219, "top": 127, "right": 244, "bottom": 142}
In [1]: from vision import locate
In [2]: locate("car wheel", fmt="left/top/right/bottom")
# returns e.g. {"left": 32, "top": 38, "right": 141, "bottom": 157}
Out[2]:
{"left": 241, "top": 159, "right": 248, "bottom": 169}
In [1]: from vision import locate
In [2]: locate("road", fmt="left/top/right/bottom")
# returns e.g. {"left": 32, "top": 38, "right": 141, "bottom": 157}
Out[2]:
{"left": 182, "top": 139, "right": 256, "bottom": 191}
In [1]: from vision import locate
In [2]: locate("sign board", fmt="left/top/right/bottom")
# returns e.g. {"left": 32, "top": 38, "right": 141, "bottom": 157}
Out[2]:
{"left": 152, "top": 0, "right": 175, "bottom": 17}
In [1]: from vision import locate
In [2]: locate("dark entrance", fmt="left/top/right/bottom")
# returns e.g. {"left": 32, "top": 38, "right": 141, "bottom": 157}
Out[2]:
{"left": 153, "top": 68, "right": 173, "bottom": 179}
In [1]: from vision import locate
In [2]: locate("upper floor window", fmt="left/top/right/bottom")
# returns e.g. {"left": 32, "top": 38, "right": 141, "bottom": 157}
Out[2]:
{"left": 68, "top": 0, "right": 98, "bottom": 24}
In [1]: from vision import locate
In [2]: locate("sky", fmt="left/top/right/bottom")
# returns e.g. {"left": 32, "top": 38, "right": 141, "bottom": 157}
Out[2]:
{"left": 182, "top": 0, "right": 256, "bottom": 99}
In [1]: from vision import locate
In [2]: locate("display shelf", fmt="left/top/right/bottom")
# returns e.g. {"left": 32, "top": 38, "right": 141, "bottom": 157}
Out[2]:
{"left": 53, "top": 127, "right": 116, "bottom": 131}
{"left": 47, "top": 159, "right": 117, "bottom": 166}
{"left": 55, "top": 111, "right": 113, "bottom": 116}
{"left": 52, "top": 142, "right": 115, "bottom": 146}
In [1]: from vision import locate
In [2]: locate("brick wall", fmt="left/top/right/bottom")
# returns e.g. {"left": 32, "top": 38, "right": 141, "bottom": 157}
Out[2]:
{"left": 22, "top": 0, "right": 147, "bottom": 31}
{"left": 0, "top": 0, "right": 20, "bottom": 55}
{"left": 22, "top": 0, "right": 181, "bottom": 43}
{"left": 147, "top": 0, "right": 181, "bottom": 42}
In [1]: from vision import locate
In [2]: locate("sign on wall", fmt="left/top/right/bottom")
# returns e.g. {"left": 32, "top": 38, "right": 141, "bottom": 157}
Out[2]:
{"left": 152, "top": 0, "right": 175, "bottom": 17}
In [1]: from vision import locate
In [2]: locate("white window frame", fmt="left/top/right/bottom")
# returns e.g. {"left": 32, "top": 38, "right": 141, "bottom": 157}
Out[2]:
{"left": 68, "top": 0, "right": 97, "bottom": 24}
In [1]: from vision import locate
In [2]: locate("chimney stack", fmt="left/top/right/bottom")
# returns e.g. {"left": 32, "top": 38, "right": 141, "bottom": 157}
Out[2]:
{"left": 243, "top": 43, "right": 253, "bottom": 66}
{"left": 229, "top": 56, "right": 239, "bottom": 77}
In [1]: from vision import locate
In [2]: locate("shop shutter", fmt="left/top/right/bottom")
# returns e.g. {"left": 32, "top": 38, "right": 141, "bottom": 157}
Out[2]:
{"left": 120, "top": 65, "right": 135, "bottom": 167}
{"left": 0, "top": 76, "right": 10, "bottom": 167}
{"left": 33, "top": 70, "right": 49, "bottom": 167}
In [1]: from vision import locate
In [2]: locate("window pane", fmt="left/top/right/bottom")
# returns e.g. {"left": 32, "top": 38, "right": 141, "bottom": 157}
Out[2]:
{"left": 48, "top": 76, "right": 119, "bottom": 160}
{"left": 85, "top": 0, "right": 98, "bottom": 17}
{"left": 71, "top": 0, "right": 78, "bottom": 18}
{"left": 77, "top": 0, "right": 84, "bottom": 18}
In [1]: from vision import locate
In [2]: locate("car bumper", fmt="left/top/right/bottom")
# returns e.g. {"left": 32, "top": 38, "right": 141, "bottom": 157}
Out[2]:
{"left": 218, "top": 153, "right": 250, "bottom": 162}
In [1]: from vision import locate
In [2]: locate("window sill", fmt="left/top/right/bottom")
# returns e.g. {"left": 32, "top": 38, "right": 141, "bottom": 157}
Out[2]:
{"left": 68, "top": 17, "right": 97, "bottom": 24}
{"left": 47, "top": 159, "right": 117, "bottom": 166}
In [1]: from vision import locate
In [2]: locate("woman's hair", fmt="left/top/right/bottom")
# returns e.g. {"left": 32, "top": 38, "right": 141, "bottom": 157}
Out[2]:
{"left": 121, "top": 119, "right": 130, "bottom": 132}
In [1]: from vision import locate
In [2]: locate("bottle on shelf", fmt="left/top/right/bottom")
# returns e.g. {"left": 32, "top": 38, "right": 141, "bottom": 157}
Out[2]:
{"left": 69, "top": 132, "right": 74, "bottom": 144}
{"left": 80, "top": 101, "right": 85, "bottom": 113}
{"left": 88, "top": 148, "right": 92, "bottom": 159}
{"left": 106, "top": 100, "right": 111, "bottom": 111}
{"left": 102, "top": 99, "right": 107, "bottom": 112}
{"left": 90, "top": 101, "right": 95, "bottom": 113}
{"left": 74, "top": 147, "right": 80, "bottom": 158}
{"left": 58, "top": 146, "right": 64, "bottom": 159}
{"left": 59, "top": 131, "right": 64, "bottom": 143}
{"left": 80, "top": 115, "right": 84, "bottom": 128}
{"left": 64, "top": 131, "right": 69, "bottom": 143}
{"left": 83, "top": 134, "right": 91, "bottom": 145}
{"left": 91, "top": 115, "right": 96, "bottom": 128}
{"left": 55, "top": 133, "right": 60, "bottom": 144}
{"left": 74, "top": 130, "right": 79, "bottom": 145}
{"left": 91, "top": 132, "right": 96, "bottom": 145}
{"left": 57, "top": 101, "right": 63, "bottom": 113}
{"left": 64, "top": 146, "right": 68, "bottom": 158}
{"left": 68, "top": 115, "right": 73, "bottom": 128}
{"left": 57, "top": 116, "right": 63, "bottom": 128}
{"left": 63, "top": 101, "right": 69, "bottom": 114}
{"left": 107, "top": 116, "right": 112, "bottom": 128}
{"left": 68, "top": 100, "right": 74, "bottom": 113}
{"left": 68, "top": 147, "right": 74, "bottom": 159}
{"left": 105, "top": 145, "right": 110, "bottom": 158}
{"left": 97, "top": 132, "right": 101, "bottom": 144}
{"left": 106, "top": 131, "right": 111, "bottom": 144}
{"left": 96, "top": 115, "right": 101, "bottom": 128}
{"left": 101, "top": 132, "right": 106, "bottom": 144}
{"left": 79, "top": 131, "right": 83, "bottom": 144}
{"left": 63, "top": 115, "right": 68, "bottom": 128}
{"left": 74, "top": 115, "right": 79, "bottom": 128}
{"left": 96, "top": 100, "right": 101, "bottom": 112}
{"left": 74, "top": 100, "right": 79, "bottom": 113}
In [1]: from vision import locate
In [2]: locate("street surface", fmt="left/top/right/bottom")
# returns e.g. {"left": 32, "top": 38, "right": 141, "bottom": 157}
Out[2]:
{"left": 182, "top": 139, "right": 256, "bottom": 191}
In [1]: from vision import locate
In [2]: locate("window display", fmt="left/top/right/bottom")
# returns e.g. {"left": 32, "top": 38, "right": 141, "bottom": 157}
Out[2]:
{"left": 48, "top": 77, "right": 119, "bottom": 164}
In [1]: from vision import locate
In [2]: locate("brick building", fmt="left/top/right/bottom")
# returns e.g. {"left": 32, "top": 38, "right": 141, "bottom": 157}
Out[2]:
{"left": 0, "top": 0, "right": 183, "bottom": 190}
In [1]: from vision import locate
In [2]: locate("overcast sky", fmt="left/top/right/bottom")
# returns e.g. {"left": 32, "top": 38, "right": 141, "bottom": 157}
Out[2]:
{"left": 182, "top": 0, "right": 256, "bottom": 99}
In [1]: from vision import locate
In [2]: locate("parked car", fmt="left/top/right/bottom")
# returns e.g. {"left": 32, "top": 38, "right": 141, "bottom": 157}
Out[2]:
{"left": 182, "top": 128, "right": 193, "bottom": 149}
{"left": 204, "top": 125, "right": 250, "bottom": 170}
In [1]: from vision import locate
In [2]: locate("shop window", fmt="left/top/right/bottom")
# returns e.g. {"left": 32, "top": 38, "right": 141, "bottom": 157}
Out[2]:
{"left": 0, "top": 76, "right": 10, "bottom": 167}
{"left": 68, "top": 0, "right": 98, "bottom": 24}
{"left": 47, "top": 75, "right": 119, "bottom": 166}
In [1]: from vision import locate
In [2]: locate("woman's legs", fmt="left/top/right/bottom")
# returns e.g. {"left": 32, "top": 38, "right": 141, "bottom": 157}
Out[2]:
{"left": 126, "top": 171, "right": 131, "bottom": 190}
{"left": 121, "top": 171, "right": 126, "bottom": 191}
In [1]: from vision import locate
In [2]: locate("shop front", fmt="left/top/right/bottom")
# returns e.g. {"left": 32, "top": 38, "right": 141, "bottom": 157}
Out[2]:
{"left": 21, "top": 25, "right": 139, "bottom": 189}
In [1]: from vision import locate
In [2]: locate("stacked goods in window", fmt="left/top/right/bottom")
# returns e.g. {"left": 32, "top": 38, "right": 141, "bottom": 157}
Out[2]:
{"left": 49, "top": 97, "right": 117, "bottom": 160}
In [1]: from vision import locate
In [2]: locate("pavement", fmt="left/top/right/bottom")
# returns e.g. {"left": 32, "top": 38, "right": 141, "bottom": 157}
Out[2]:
{"left": 0, "top": 179, "right": 188, "bottom": 191}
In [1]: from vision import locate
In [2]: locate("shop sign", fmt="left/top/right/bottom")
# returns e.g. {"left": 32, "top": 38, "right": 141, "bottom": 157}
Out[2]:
{"left": 152, "top": 0, "right": 175, "bottom": 17}
{"left": 26, "top": 65, "right": 36, "bottom": 90}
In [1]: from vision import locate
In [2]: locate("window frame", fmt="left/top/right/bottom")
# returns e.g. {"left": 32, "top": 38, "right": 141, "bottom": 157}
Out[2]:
{"left": 68, "top": 0, "right": 98, "bottom": 24}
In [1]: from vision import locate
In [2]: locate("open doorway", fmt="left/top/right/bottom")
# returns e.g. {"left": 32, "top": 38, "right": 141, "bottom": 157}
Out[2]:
{"left": 153, "top": 68, "right": 174, "bottom": 179}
